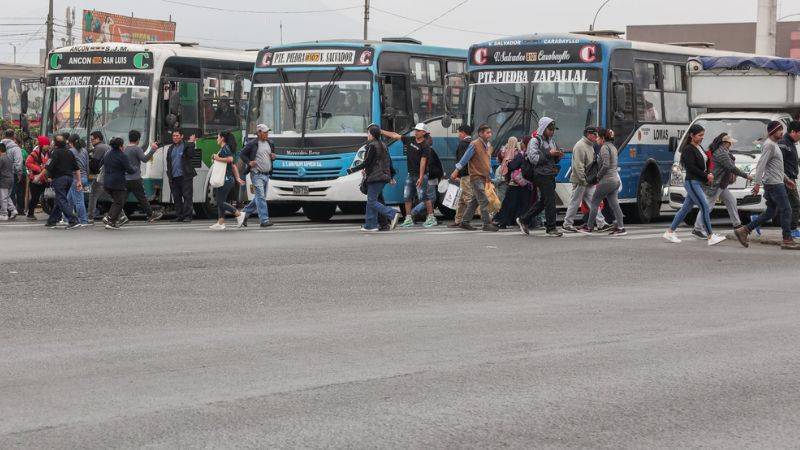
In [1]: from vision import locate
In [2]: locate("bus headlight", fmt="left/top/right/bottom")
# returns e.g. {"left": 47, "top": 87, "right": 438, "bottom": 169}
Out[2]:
{"left": 350, "top": 146, "right": 367, "bottom": 170}
{"left": 669, "top": 163, "right": 684, "bottom": 186}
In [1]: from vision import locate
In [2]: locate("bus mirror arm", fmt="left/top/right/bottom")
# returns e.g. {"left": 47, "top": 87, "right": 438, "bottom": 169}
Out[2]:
{"left": 668, "top": 136, "right": 679, "bottom": 152}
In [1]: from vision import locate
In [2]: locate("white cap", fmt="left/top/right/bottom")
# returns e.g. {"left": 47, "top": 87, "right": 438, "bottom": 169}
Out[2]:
{"left": 412, "top": 123, "right": 429, "bottom": 133}
{"left": 722, "top": 135, "right": 738, "bottom": 144}
{"left": 256, "top": 124, "right": 271, "bottom": 133}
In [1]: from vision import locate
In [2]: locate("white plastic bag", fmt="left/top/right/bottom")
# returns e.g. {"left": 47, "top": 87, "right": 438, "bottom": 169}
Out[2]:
{"left": 209, "top": 160, "right": 227, "bottom": 188}
{"left": 441, "top": 181, "right": 461, "bottom": 210}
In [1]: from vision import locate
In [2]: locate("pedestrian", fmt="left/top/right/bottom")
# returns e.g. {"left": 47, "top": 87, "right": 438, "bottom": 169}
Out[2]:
{"left": 563, "top": 126, "right": 608, "bottom": 232}
{"left": 165, "top": 129, "right": 197, "bottom": 222}
{"left": 691, "top": 133, "right": 752, "bottom": 238}
{"left": 583, "top": 128, "right": 626, "bottom": 236}
{"left": 662, "top": 124, "right": 726, "bottom": 246}
{"left": 449, "top": 123, "right": 499, "bottom": 232}
{"left": 237, "top": 123, "right": 276, "bottom": 228}
{"left": 492, "top": 138, "right": 531, "bottom": 229}
{"left": 494, "top": 136, "right": 520, "bottom": 201}
{"left": 0, "top": 143, "right": 16, "bottom": 221}
{"left": 67, "top": 134, "right": 90, "bottom": 225}
{"left": 408, "top": 133, "right": 443, "bottom": 223}
{"left": 777, "top": 120, "right": 800, "bottom": 238}
{"left": 101, "top": 137, "right": 136, "bottom": 229}
{"left": 87, "top": 131, "right": 110, "bottom": 222}
{"left": 1, "top": 130, "right": 24, "bottom": 215}
{"left": 124, "top": 129, "right": 163, "bottom": 223}
{"left": 44, "top": 136, "right": 83, "bottom": 229}
{"left": 381, "top": 123, "right": 437, "bottom": 228}
{"left": 734, "top": 121, "right": 800, "bottom": 250}
{"left": 347, "top": 124, "right": 400, "bottom": 232}
{"left": 25, "top": 136, "right": 50, "bottom": 220}
{"left": 209, "top": 131, "right": 245, "bottom": 231}
{"left": 447, "top": 124, "right": 473, "bottom": 228}
{"left": 516, "top": 117, "right": 564, "bottom": 237}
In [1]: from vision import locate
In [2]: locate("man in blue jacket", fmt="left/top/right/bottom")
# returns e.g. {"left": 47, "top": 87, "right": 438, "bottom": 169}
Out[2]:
{"left": 778, "top": 121, "right": 800, "bottom": 238}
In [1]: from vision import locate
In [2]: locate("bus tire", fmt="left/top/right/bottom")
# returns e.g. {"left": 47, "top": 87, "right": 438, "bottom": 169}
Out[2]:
{"left": 623, "top": 172, "right": 661, "bottom": 224}
{"left": 303, "top": 203, "right": 336, "bottom": 222}
{"left": 194, "top": 182, "right": 217, "bottom": 219}
{"left": 338, "top": 202, "right": 366, "bottom": 215}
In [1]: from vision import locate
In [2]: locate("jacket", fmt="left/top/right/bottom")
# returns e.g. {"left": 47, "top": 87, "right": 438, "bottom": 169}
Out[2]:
{"left": 26, "top": 147, "right": 50, "bottom": 184}
{"left": 166, "top": 141, "right": 197, "bottom": 180}
{"left": 467, "top": 138, "right": 493, "bottom": 181}
{"left": 754, "top": 138, "right": 785, "bottom": 186}
{"left": 349, "top": 140, "right": 391, "bottom": 183}
{"left": 0, "top": 153, "right": 12, "bottom": 189}
{"left": 778, "top": 133, "right": 799, "bottom": 180}
{"left": 570, "top": 136, "right": 596, "bottom": 185}
{"left": 596, "top": 142, "right": 619, "bottom": 183}
{"left": 239, "top": 138, "right": 275, "bottom": 176}
{"left": 711, "top": 146, "right": 748, "bottom": 189}
{"left": 526, "top": 117, "right": 560, "bottom": 177}
{"left": 680, "top": 143, "right": 708, "bottom": 182}
{"left": 1, "top": 138, "right": 22, "bottom": 176}
{"left": 101, "top": 148, "right": 136, "bottom": 190}
{"left": 455, "top": 137, "right": 472, "bottom": 177}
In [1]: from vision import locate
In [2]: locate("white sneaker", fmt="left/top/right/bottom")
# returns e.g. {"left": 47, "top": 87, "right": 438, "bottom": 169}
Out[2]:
{"left": 8, "top": 211, "right": 17, "bottom": 220}
{"left": 662, "top": 230, "right": 681, "bottom": 243}
{"left": 389, "top": 213, "right": 400, "bottom": 230}
{"left": 0, "top": 214, "right": 7, "bottom": 221}
{"left": 236, "top": 211, "right": 246, "bottom": 228}
{"left": 359, "top": 226, "right": 378, "bottom": 232}
{"left": 209, "top": 223, "right": 226, "bottom": 231}
{"left": 708, "top": 234, "right": 726, "bottom": 246}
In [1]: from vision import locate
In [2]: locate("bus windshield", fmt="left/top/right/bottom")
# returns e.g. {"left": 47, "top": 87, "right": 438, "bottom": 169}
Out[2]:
{"left": 469, "top": 70, "right": 600, "bottom": 149}
{"left": 689, "top": 118, "right": 771, "bottom": 154}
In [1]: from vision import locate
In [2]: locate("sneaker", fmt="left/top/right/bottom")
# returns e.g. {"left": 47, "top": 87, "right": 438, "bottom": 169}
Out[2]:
{"left": 147, "top": 210, "right": 164, "bottom": 223}
{"left": 0, "top": 215, "right": 7, "bottom": 221}
{"left": 58, "top": 219, "right": 67, "bottom": 227}
{"left": 118, "top": 215, "right": 129, "bottom": 227}
{"left": 378, "top": 225, "right": 390, "bottom": 232}
{"left": 259, "top": 221, "right": 273, "bottom": 228}
{"left": 662, "top": 230, "right": 681, "bottom": 244}
{"left": 390, "top": 213, "right": 400, "bottom": 230}
{"left": 423, "top": 215, "right": 438, "bottom": 228}
{"left": 596, "top": 223, "right": 613, "bottom": 232}
{"left": 8, "top": 211, "right": 18, "bottom": 220}
{"left": 209, "top": 223, "right": 226, "bottom": 231}
{"left": 26, "top": 215, "right": 37, "bottom": 221}
{"left": 447, "top": 222, "right": 461, "bottom": 228}
{"left": 459, "top": 222, "right": 477, "bottom": 231}
{"left": 609, "top": 227, "right": 627, "bottom": 236}
{"left": 102, "top": 215, "right": 110, "bottom": 225}
{"left": 708, "top": 234, "right": 726, "bottom": 246}
{"left": 399, "top": 216, "right": 414, "bottom": 228}
{"left": 733, "top": 226, "right": 750, "bottom": 248}
{"left": 170, "top": 217, "right": 184, "bottom": 223}
{"left": 359, "top": 226, "right": 379, "bottom": 232}
{"left": 482, "top": 223, "right": 499, "bottom": 232}
{"left": 45, "top": 222, "right": 58, "bottom": 228}
{"left": 516, "top": 217, "right": 530, "bottom": 236}
{"left": 691, "top": 229, "right": 708, "bottom": 240}
{"left": 576, "top": 225, "right": 592, "bottom": 234}
{"left": 66, "top": 222, "right": 81, "bottom": 230}
{"left": 792, "top": 229, "right": 800, "bottom": 239}
{"left": 781, "top": 239, "right": 800, "bottom": 250}
{"left": 545, "top": 228, "right": 564, "bottom": 237}
{"left": 105, "top": 223, "right": 121, "bottom": 230}
{"left": 236, "top": 211, "right": 247, "bottom": 228}
{"left": 562, "top": 223, "right": 578, "bottom": 233}
{"left": 750, "top": 215, "right": 761, "bottom": 237}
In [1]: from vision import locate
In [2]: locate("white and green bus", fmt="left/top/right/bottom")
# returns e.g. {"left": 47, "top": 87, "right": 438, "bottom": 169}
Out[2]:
{"left": 42, "top": 42, "right": 256, "bottom": 217}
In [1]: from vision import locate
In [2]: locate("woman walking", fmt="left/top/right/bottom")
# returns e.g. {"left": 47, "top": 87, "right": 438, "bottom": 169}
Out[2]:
{"left": 583, "top": 128, "right": 626, "bottom": 236}
{"left": 347, "top": 124, "right": 400, "bottom": 232}
{"left": 67, "top": 134, "right": 90, "bottom": 225}
{"left": 25, "top": 136, "right": 50, "bottom": 220}
{"left": 210, "top": 130, "right": 244, "bottom": 230}
{"left": 492, "top": 139, "right": 531, "bottom": 228}
{"left": 102, "top": 137, "right": 135, "bottom": 229}
{"left": 663, "top": 124, "right": 726, "bottom": 246}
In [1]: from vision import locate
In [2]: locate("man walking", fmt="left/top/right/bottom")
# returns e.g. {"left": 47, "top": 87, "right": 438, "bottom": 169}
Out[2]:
{"left": 517, "top": 117, "right": 564, "bottom": 237}
{"left": 0, "top": 143, "right": 16, "bottom": 220}
{"left": 87, "top": 131, "right": 109, "bottom": 222}
{"left": 449, "top": 124, "right": 498, "bottom": 232}
{"left": 1, "top": 130, "right": 24, "bottom": 215}
{"left": 44, "top": 137, "right": 82, "bottom": 229}
{"left": 734, "top": 121, "right": 800, "bottom": 250}
{"left": 237, "top": 123, "right": 276, "bottom": 228}
{"left": 381, "top": 123, "right": 437, "bottom": 228}
{"left": 563, "top": 127, "right": 607, "bottom": 232}
{"left": 124, "top": 129, "right": 163, "bottom": 222}
{"left": 447, "top": 124, "right": 473, "bottom": 228}
{"left": 166, "top": 130, "right": 197, "bottom": 222}
{"left": 777, "top": 120, "right": 800, "bottom": 238}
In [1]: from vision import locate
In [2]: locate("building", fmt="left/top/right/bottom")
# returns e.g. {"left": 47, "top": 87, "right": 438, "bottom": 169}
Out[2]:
{"left": 627, "top": 21, "right": 800, "bottom": 58}
{"left": 0, "top": 63, "right": 44, "bottom": 122}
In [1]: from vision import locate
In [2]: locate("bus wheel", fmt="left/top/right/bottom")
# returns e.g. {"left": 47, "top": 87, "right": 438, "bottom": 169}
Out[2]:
{"left": 194, "top": 183, "right": 217, "bottom": 219}
{"left": 338, "top": 202, "right": 366, "bottom": 215}
{"left": 623, "top": 175, "right": 661, "bottom": 224}
{"left": 303, "top": 203, "right": 336, "bottom": 222}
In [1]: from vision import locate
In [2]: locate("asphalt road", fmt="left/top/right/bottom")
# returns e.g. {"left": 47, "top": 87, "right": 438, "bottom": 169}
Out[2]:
{"left": 2, "top": 212, "right": 800, "bottom": 448}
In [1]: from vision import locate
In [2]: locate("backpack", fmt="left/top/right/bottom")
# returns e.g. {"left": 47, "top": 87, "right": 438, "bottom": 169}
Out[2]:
{"left": 427, "top": 147, "right": 444, "bottom": 180}
{"left": 584, "top": 145, "right": 601, "bottom": 185}
{"left": 521, "top": 135, "right": 542, "bottom": 181}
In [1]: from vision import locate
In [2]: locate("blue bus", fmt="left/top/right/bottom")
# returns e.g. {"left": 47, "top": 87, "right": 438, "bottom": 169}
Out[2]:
{"left": 246, "top": 38, "right": 467, "bottom": 221}
{"left": 463, "top": 32, "right": 734, "bottom": 222}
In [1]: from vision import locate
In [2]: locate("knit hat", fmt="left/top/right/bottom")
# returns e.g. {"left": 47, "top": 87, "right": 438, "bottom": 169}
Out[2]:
{"left": 767, "top": 120, "right": 783, "bottom": 135}
{"left": 37, "top": 135, "right": 50, "bottom": 147}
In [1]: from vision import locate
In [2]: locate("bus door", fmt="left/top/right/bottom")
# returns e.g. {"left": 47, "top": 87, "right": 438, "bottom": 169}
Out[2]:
{"left": 158, "top": 78, "right": 201, "bottom": 203}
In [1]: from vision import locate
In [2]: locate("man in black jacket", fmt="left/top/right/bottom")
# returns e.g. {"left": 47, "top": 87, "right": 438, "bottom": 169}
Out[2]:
{"left": 165, "top": 130, "right": 197, "bottom": 222}
{"left": 447, "top": 124, "right": 473, "bottom": 228}
{"left": 778, "top": 120, "right": 800, "bottom": 237}
{"left": 44, "top": 139, "right": 83, "bottom": 229}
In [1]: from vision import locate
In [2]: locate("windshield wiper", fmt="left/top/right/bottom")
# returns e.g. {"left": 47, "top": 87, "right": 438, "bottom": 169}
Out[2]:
{"left": 311, "top": 66, "right": 344, "bottom": 129}
{"left": 277, "top": 68, "right": 298, "bottom": 128}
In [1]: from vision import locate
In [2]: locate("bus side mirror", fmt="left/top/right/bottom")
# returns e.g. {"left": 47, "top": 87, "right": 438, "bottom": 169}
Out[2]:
{"left": 441, "top": 114, "right": 452, "bottom": 129}
{"left": 668, "top": 136, "right": 679, "bottom": 152}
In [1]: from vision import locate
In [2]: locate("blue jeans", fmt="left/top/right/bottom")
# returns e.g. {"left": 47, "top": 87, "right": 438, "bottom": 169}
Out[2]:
{"left": 242, "top": 172, "right": 270, "bottom": 224}
{"left": 411, "top": 178, "right": 438, "bottom": 216}
{"left": 47, "top": 176, "right": 78, "bottom": 226}
{"left": 749, "top": 183, "right": 792, "bottom": 240}
{"left": 671, "top": 179, "right": 712, "bottom": 233}
{"left": 68, "top": 175, "right": 89, "bottom": 224}
{"left": 365, "top": 181, "right": 397, "bottom": 229}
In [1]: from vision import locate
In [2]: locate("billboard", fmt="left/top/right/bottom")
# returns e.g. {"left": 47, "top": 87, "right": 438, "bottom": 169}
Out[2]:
{"left": 82, "top": 9, "right": 176, "bottom": 44}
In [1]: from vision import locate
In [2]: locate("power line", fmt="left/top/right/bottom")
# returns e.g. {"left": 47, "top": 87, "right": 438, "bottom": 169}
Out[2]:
{"left": 160, "top": 0, "right": 362, "bottom": 14}
{"left": 404, "top": 0, "right": 468, "bottom": 37}
{"left": 371, "top": 6, "right": 507, "bottom": 37}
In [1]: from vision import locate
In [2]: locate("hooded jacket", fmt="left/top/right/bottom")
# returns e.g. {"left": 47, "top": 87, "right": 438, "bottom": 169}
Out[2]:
{"left": 711, "top": 146, "right": 748, "bottom": 189}
{"left": 777, "top": 133, "right": 799, "bottom": 180}
{"left": 1, "top": 138, "right": 23, "bottom": 176}
{"left": 570, "top": 136, "right": 595, "bottom": 185}
{"left": 526, "top": 117, "right": 560, "bottom": 177}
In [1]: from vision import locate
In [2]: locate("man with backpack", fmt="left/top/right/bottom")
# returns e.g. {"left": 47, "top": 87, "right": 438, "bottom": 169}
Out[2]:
{"left": 87, "top": 131, "right": 110, "bottom": 222}
{"left": 449, "top": 123, "right": 499, "bottom": 232}
{"left": 516, "top": 117, "right": 564, "bottom": 237}
{"left": 448, "top": 124, "right": 474, "bottom": 228}
{"left": 408, "top": 134, "right": 444, "bottom": 223}
{"left": 563, "top": 126, "right": 608, "bottom": 232}
{"left": 381, "top": 123, "right": 437, "bottom": 228}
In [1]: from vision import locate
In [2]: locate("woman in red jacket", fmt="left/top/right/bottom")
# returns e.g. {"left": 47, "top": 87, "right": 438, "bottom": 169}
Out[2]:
{"left": 25, "top": 136, "right": 51, "bottom": 220}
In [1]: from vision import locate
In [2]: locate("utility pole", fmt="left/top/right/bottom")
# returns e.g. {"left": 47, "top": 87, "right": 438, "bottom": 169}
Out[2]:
{"left": 363, "top": 0, "right": 370, "bottom": 40}
{"left": 755, "top": 0, "right": 777, "bottom": 55}
{"left": 10, "top": 44, "right": 16, "bottom": 63}
{"left": 280, "top": 21, "right": 284, "bottom": 45}
{"left": 45, "top": 0, "right": 54, "bottom": 56}
{"left": 66, "top": 7, "right": 76, "bottom": 46}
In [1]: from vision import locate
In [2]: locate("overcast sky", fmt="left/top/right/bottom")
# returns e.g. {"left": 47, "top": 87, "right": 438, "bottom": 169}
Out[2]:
{"left": 2, "top": 0, "right": 798, "bottom": 64}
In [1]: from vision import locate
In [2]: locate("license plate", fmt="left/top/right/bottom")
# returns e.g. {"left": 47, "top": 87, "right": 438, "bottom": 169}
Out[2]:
{"left": 293, "top": 185, "right": 309, "bottom": 196}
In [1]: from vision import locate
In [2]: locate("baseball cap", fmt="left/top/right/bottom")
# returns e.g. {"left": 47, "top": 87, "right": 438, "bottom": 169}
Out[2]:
{"left": 37, "top": 136, "right": 50, "bottom": 147}
{"left": 412, "top": 123, "right": 429, "bottom": 133}
{"left": 767, "top": 120, "right": 783, "bottom": 135}
{"left": 583, "top": 126, "right": 598, "bottom": 135}
{"left": 256, "top": 124, "right": 271, "bottom": 133}
{"left": 457, "top": 124, "right": 474, "bottom": 134}
{"left": 721, "top": 135, "right": 738, "bottom": 144}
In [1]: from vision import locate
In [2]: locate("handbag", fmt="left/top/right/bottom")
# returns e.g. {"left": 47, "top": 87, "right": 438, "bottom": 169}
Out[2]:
{"left": 441, "top": 181, "right": 461, "bottom": 209}
{"left": 359, "top": 175, "right": 368, "bottom": 195}
{"left": 209, "top": 160, "right": 227, "bottom": 188}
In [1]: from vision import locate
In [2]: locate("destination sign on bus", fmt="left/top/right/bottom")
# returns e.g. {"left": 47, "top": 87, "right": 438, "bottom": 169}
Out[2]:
{"left": 49, "top": 73, "right": 151, "bottom": 87}
{"left": 472, "top": 69, "right": 600, "bottom": 84}
{"left": 257, "top": 48, "right": 373, "bottom": 68}
{"left": 48, "top": 51, "right": 153, "bottom": 71}
{"left": 470, "top": 43, "right": 601, "bottom": 66}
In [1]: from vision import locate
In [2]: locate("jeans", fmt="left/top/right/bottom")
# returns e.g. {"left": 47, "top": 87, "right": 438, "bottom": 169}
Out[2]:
{"left": 564, "top": 183, "right": 605, "bottom": 226}
{"left": 520, "top": 175, "right": 557, "bottom": 230}
{"left": 493, "top": 185, "right": 532, "bottom": 227}
{"left": 105, "top": 188, "right": 127, "bottom": 224}
{"left": 214, "top": 178, "right": 237, "bottom": 219}
{"left": 461, "top": 177, "right": 491, "bottom": 226}
{"left": 453, "top": 175, "right": 473, "bottom": 224}
{"left": 47, "top": 176, "right": 78, "bottom": 226}
{"left": 68, "top": 175, "right": 89, "bottom": 224}
{"left": 411, "top": 178, "right": 438, "bottom": 216}
{"left": 126, "top": 178, "right": 153, "bottom": 217}
{"left": 27, "top": 182, "right": 46, "bottom": 216}
{"left": 588, "top": 179, "right": 624, "bottom": 229}
{"left": 170, "top": 176, "right": 194, "bottom": 220}
{"left": 671, "top": 179, "right": 712, "bottom": 233}
{"left": 365, "top": 181, "right": 397, "bottom": 229}
{"left": 242, "top": 172, "right": 270, "bottom": 224}
{"left": 404, "top": 174, "right": 432, "bottom": 203}
{"left": 786, "top": 181, "right": 800, "bottom": 230}
{"left": 748, "top": 183, "right": 792, "bottom": 240}
{"left": 694, "top": 186, "right": 741, "bottom": 233}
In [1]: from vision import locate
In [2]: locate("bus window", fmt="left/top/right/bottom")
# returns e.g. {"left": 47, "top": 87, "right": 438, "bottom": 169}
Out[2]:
{"left": 168, "top": 81, "right": 200, "bottom": 133}
{"left": 446, "top": 60, "right": 466, "bottom": 117}
{"left": 202, "top": 71, "right": 240, "bottom": 132}
{"left": 663, "top": 63, "right": 689, "bottom": 123}
{"left": 381, "top": 74, "right": 411, "bottom": 132}
{"left": 409, "top": 57, "right": 444, "bottom": 123}
{"left": 634, "top": 61, "right": 662, "bottom": 123}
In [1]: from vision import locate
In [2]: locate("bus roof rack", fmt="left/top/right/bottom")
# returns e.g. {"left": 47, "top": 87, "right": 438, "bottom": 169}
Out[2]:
{"left": 381, "top": 37, "right": 422, "bottom": 45}
{"left": 570, "top": 30, "right": 624, "bottom": 38}
{"left": 666, "top": 42, "right": 716, "bottom": 48}
{"left": 144, "top": 41, "right": 199, "bottom": 46}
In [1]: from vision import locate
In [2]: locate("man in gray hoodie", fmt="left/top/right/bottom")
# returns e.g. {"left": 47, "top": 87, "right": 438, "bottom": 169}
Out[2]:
{"left": 2, "top": 130, "right": 24, "bottom": 214}
{"left": 516, "top": 117, "right": 564, "bottom": 237}
{"left": 563, "top": 126, "right": 607, "bottom": 232}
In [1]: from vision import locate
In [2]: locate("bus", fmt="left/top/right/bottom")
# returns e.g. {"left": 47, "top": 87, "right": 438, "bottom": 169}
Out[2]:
{"left": 42, "top": 42, "right": 256, "bottom": 217}
{"left": 463, "top": 32, "right": 737, "bottom": 223}
{"left": 246, "top": 38, "right": 466, "bottom": 221}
